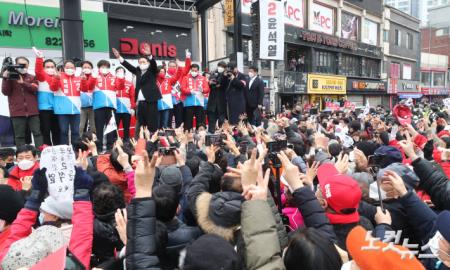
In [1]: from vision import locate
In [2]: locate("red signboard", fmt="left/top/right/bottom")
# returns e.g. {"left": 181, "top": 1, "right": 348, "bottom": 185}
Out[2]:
{"left": 119, "top": 38, "right": 177, "bottom": 57}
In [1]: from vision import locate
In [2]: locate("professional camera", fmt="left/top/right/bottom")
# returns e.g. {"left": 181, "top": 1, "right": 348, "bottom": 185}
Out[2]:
{"left": 1, "top": 57, "right": 25, "bottom": 80}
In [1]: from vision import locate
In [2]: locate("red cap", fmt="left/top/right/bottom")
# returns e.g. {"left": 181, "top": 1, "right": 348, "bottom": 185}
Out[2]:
{"left": 317, "top": 163, "right": 361, "bottom": 224}
{"left": 437, "top": 130, "right": 450, "bottom": 138}
{"left": 393, "top": 105, "right": 412, "bottom": 126}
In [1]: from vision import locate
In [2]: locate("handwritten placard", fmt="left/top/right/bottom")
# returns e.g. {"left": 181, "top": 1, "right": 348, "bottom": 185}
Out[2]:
{"left": 40, "top": 145, "right": 75, "bottom": 201}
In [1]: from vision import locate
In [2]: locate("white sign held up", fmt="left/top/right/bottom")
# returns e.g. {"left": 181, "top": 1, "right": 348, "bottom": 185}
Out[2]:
{"left": 40, "top": 145, "right": 76, "bottom": 201}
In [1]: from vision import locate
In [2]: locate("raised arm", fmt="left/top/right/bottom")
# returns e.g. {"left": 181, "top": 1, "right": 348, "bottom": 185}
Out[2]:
{"left": 49, "top": 75, "right": 61, "bottom": 92}
{"left": 35, "top": 57, "right": 46, "bottom": 82}
{"left": 112, "top": 48, "right": 138, "bottom": 75}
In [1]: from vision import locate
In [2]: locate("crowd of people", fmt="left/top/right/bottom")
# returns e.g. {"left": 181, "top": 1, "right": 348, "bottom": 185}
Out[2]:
{"left": 0, "top": 48, "right": 449, "bottom": 270}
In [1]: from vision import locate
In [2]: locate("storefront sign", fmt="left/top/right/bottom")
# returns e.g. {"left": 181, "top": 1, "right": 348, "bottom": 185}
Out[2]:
{"left": 307, "top": 74, "right": 346, "bottom": 94}
{"left": 421, "top": 87, "right": 449, "bottom": 95}
{"left": 259, "top": 0, "right": 285, "bottom": 60}
{"left": 284, "top": 0, "right": 304, "bottom": 28}
{"left": 397, "top": 80, "right": 420, "bottom": 93}
{"left": 280, "top": 71, "right": 307, "bottom": 93}
{"left": 310, "top": 3, "right": 334, "bottom": 35}
{"left": 0, "top": 3, "right": 109, "bottom": 52}
{"left": 119, "top": 38, "right": 177, "bottom": 57}
{"left": 298, "top": 29, "right": 357, "bottom": 50}
{"left": 347, "top": 79, "right": 385, "bottom": 92}
{"left": 224, "top": 0, "right": 234, "bottom": 27}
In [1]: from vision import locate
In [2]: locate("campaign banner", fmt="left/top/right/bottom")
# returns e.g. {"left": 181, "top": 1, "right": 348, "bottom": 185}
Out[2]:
{"left": 259, "top": 0, "right": 285, "bottom": 60}
{"left": 310, "top": 2, "right": 334, "bottom": 35}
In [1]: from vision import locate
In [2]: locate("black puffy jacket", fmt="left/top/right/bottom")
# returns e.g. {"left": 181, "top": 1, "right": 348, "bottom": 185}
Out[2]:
{"left": 126, "top": 197, "right": 160, "bottom": 270}
{"left": 91, "top": 213, "right": 124, "bottom": 267}
{"left": 411, "top": 157, "right": 450, "bottom": 210}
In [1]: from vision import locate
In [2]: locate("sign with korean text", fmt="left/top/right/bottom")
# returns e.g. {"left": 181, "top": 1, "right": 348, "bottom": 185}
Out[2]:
{"left": 0, "top": 2, "right": 109, "bottom": 52}
{"left": 310, "top": 3, "right": 334, "bottom": 35}
{"left": 225, "top": 0, "right": 234, "bottom": 27}
{"left": 284, "top": 0, "right": 304, "bottom": 28}
{"left": 307, "top": 74, "right": 346, "bottom": 94}
{"left": 40, "top": 145, "right": 76, "bottom": 201}
{"left": 259, "top": 0, "right": 285, "bottom": 60}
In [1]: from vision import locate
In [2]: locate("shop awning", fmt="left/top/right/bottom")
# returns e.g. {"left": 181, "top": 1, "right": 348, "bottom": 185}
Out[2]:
{"left": 398, "top": 94, "right": 423, "bottom": 99}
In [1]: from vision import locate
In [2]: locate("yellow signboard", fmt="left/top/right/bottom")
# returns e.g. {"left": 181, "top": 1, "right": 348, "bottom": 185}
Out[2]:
{"left": 224, "top": 0, "right": 234, "bottom": 27}
{"left": 307, "top": 74, "right": 347, "bottom": 94}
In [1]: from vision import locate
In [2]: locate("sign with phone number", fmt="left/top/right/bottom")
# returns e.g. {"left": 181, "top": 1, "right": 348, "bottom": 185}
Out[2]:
{"left": 0, "top": 2, "right": 108, "bottom": 52}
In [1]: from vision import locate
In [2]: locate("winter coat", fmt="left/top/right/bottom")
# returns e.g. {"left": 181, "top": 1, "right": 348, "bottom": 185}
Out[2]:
{"left": 48, "top": 73, "right": 90, "bottom": 115}
{"left": 91, "top": 73, "right": 125, "bottom": 110}
{"left": 266, "top": 194, "right": 289, "bottom": 249}
{"left": 121, "top": 57, "right": 161, "bottom": 103}
{"left": 411, "top": 157, "right": 450, "bottom": 210}
{"left": 96, "top": 154, "right": 131, "bottom": 203}
{"left": 34, "top": 57, "right": 54, "bottom": 110}
{"left": 6, "top": 162, "right": 40, "bottom": 191}
{"left": 126, "top": 197, "right": 160, "bottom": 270}
{"left": 157, "top": 57, "right": 191, "bottom": 111}
{"left": 241, "top": 200, "right": 285, "bottom": 270}
{"left": 226, "top": 73, "right": 246, "bottom": 125}
{"left": 244, "top": 76, "right": 265, "bottom": 108}
{"left": 91, "top": 212, "right": 124, "bottom": 267}
{"left": 1, "top": 74, "right": 39, "bottom": 117}
{"left": 117, "top": 80, "right": 136, "bottom": 114}
{"left": 207, "top": 72, "right": 228, "bottom": 114}
{"left": 180, "top": 74, "right": 210, "bottom": 108}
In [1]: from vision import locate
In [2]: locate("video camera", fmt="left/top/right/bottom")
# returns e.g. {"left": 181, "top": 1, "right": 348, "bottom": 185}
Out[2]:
{"left": 205, "top": 134, "right": 227, "bottom": 147}
{"left": 1, "top": 57, "right": 25, "bottom": 80}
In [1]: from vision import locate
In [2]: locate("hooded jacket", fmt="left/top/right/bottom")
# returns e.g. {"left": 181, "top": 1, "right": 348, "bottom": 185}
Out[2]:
{"left": 49, "top": 73, "right": 90, "bottom": 115}
{"left": 7, "top": 162, "right": 40, "bottom": 191}
{"left": 34, "top": 57, "right": 54, "bottom": 110}
{"left": 1, "top": 74, "right": 39, "bottom": 117}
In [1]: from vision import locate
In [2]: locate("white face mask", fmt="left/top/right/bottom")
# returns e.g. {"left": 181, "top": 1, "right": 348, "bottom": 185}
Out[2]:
{"left": 139, "top": 64, "right": 149, "bottom": 71}
{"left": 65, "top": 69, "right": 75, "bottom": 76}
{"left": 217, "top": 67, "right": 224, "bottom": 73}
{"left": 191, "top": 71, "right": 198, "bottom": 77}
{"left": 369, "top": 181, "right": 387, "bottom": 201}
{"left": 100, "top": 67, "right": 109, "bottom": 75}
{"left": 83, "top": 68, "right": 92, "bottom": 75}
{"left": 18, "top": 159, "right": 35, "bottom": 171}
{"left": 116, "top": 70, "right": 125, "bottom": 79}
{"left": 45, "top": 68, "right": 55, "bottom": 75}
{"left": 17, "top": 68, "right": 27, "bottom": 74}
{"left": 248, "top": 72, "right": 255, "bottom": 78}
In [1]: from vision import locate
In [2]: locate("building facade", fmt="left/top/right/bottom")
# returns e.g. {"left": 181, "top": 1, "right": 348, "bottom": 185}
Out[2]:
{"left": 420, "top": 52, "right": 449, "bottom": 102}
{"left": 383, "top": 6, "right": 422, "bottom": 105}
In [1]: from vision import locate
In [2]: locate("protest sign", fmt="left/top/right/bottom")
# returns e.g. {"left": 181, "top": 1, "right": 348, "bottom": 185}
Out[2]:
{"left": 40, "top": 145, "right": 76, "bottom": 201}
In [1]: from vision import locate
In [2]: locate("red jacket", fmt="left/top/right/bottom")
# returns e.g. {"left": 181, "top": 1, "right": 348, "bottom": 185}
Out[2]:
{"left": 0, "top": 202, "right": 93, "bottom": 269}
{"left": 1, "top": 73, "right": 39, "bottom": 117}
{"left": 35, "top": 57, "right": 52, "bottom": 84}
{"left": 116, "top": 80, "right": 136, "bottom": 111}
{"left": 49, "top": 73, "right": 89, "bottom": 96}
{"left": 7, "top": 162, "right": 40, "bottom": 191}
{"left": 96, "top": 154, "right": 131, "bottom": 203}
{"left": 180, "top": 75, "right": 210, "bottom": 101}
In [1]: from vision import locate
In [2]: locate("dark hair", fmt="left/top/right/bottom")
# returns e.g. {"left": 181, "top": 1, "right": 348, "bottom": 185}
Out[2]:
{"left": 92, "top": 182, "right": 125, "bottom": 216}
{"left": 110, "top": 144, "right": 134, "bottom": 172}
{"left": 328, "top": 143, "right": 342, "bottom": 158}
{"left": 63, "top": 60, "right": 75, "bottom": 67}
{"left": 81, "top": 60, "right": 93, "bottom": 69}
{"left": 221, "top": 175, "right": 243, "bottom": 193}
{"left": 190, "top": 63, "right": 200, "bottom": 70}
{"left": 16, "top": 145, "right": 37, "bottom": 157}
{"left": 72, "top": 138, "right": 89, "bottom": 153}
{"left": 155, "top": 221, "right": 169, "bottom": 257}
{"left": 284, "top": 228, "right": 342, "bottom": 270}
{"left": 186, "top": 156, "right": 201, "bottom": 177}
{"left": 153, "top": 185, "right": 179, "bottom": 222}
{"left": 81, "top": 131, "right": 95, "bottom": 142}
{"left": 249, "top": 66, "right": 258, "bottom": 73}
{"left": 115, "top": 66, "right": 126, "bottom": 73}
{"left": 97, "top": 60, "right": 110, "bottom": 69}
{"left": 218, "top": 61, "right": 227, "bottom": 68}
{"left": 228, "top": 62, "right": 237, "bottom": 69}
{"left": 0, "top": 148, "right": 15, "bottom": 160}
{"left": 138, "top": 56, "right": 150, "bottom": 63}
{"left": 15, "top": 56, "right": 29, "bottom": 64}
{"left": 43, "top": 59, "right": 56, "bottom": 67}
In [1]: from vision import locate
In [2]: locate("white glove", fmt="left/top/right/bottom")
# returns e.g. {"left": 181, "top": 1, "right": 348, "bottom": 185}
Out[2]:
{"left": 32, "top": 47, "right": 44, "bottom": 58}
{"left": 130, "top": 109, "right": 135, "bottom": 116}
{"left": 185, "top": 49, "right": 191, "bottom": 58}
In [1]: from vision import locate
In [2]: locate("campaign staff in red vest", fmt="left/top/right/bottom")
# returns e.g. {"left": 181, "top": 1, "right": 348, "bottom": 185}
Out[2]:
{"left": 181, "top": 64, "right": 210, "bottom": 130}
{"left": 48, "top": 60, "right": 91, "bottom": 145}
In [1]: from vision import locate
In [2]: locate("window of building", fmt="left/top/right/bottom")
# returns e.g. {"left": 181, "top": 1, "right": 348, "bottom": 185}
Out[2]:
{"left": 402, "top": 64, "right": 412, "bottom": 80}
{"left": 406, "top": 33, "right": 413, "bottom": 49}
{"left": 395, "top": 29, "right": 401, "bottom": 46}
{"left": 421, "top": 71, "right": 431, "bottom": 85}
{"left": 433, "top": 72, "right": 446, "bottom": 86}
{"left": 436, "top": 27, "right": 450, "bottom": 37}
{"left": 286, "top": 46, "right": 310, "bottom": 72}
{"left": 383, "top": 30, "right": 389, "bottom": 42}
{"left": 314, "top": 50, "right": 336, "bottom": 74}
{"left": 341, "top": 54, "right": 360, "bottom": 76}
{"left": 390, "top": 62, "right": 400, "bottom": 79}
{"left": 364, "top": 58, "right": 380, "bottom": 78}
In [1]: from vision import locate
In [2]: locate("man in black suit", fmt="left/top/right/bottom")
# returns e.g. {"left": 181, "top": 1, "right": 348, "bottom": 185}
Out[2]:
{"left": 112, "top": 45, "right": 161, "bottom": 132}
{"left": 245, "top": 66, "right": 265, "bottom": 126}
{"left": 206, "top": 61, "right": 228, "bottom": 133}
{"left": 226, "top": 62, "right": 246, "bottom": 125}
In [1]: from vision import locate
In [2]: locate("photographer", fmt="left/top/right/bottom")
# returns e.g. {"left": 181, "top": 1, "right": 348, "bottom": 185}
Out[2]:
{"left": 1, "top": 57, "right": 43, "bottom": 147}
{"left": 207, "top": 61, "right": 228, "bottom": 133}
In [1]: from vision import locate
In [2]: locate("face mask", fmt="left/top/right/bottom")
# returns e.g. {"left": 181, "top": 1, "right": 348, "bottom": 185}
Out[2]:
{"left": 116, "top": 70, "right": 125, "bottom": 79}
{"left": 248, "top": 72, "right": 255, "bottom": 78}
{"left": 369, "top": 181, "right": 387, "bottom": 201}
{"left": 18, "top": 159, "right": 35, "bottom": 171}
{"left": 167, "top": 67, "right": 177, "bottom": 76}
{"left": 45, "top": 68, "right": 55, "bottom": 75}
{"left": 38, "top": 213, "right": 45, "bottom": 225}
{"left": 158, "top": 73, "right": 165, "bottom": 79}
{"left": 83, "top": 68, "right": 92, "bottom": 75}
{"left": 18, "top": 68, "right": 27, "bottom": 74}
{"left": 65, "top": 69, "right": 75, "bottom": 76}
{"left": 217, "top": 67, "right": 224, "bottom": 73}
{"left": 100, "top": 67, "right": 109, "bottom": 75}
{"left": 191, "top": 71, "right": 198, "bottom": 77}
{"left": 140, "top": 64, "right": 149, "bottom": 71}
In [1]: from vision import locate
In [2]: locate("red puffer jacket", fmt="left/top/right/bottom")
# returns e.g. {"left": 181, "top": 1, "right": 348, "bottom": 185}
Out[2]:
{"left": 7, "top": 162, "right": 40, "bottom": 191}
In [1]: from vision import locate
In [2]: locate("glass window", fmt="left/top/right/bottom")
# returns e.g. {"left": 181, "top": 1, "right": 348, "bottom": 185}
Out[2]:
{"left": 433, "top": 72, "right": 446, "bottom": 86}
{"left": 390, "top": 62, "right": 400, "bottom": 78}
{"left": 406, "top": 33, "right": 413, "bottom": 49}
{"left": 364, "top": 58, "right": 380, "bottom": 78}
{"left": 340, "top": 54, "right": 360, "bottom": 76}
{"left": 403, "top": 64, "right": 412, "bottom": 80}
{"left": 395, "top": 29, "right": 401, "bottom": 46}
{"left": 421, "top": 71, "right": 431, "bottom": 85}
{"left": 286, "top": 46, "right": 309, "bottom": 72}
{"left": 383, "top": 30, "right": 389, "bottom": 42}
{"left": 436, "top": 27, "right": 450, "bottom": 37}
{"left": 314, "top": 50, "right": 336, "bottom": 74}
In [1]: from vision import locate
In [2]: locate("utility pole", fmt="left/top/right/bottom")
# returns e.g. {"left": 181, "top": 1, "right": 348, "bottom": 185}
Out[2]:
{"left": 233, "top": 0, "right": 242, "bottom": 62}
{"left": 60, "top": 0, "right": 85, "bottom": 61}
{"left": 200, "top": 9, "right": 208, "bottom": 71}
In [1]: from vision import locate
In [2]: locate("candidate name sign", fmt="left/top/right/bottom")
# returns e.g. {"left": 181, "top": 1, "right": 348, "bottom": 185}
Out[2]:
{"left": 259, "top": 0, "right": 285, "bottom": 60}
